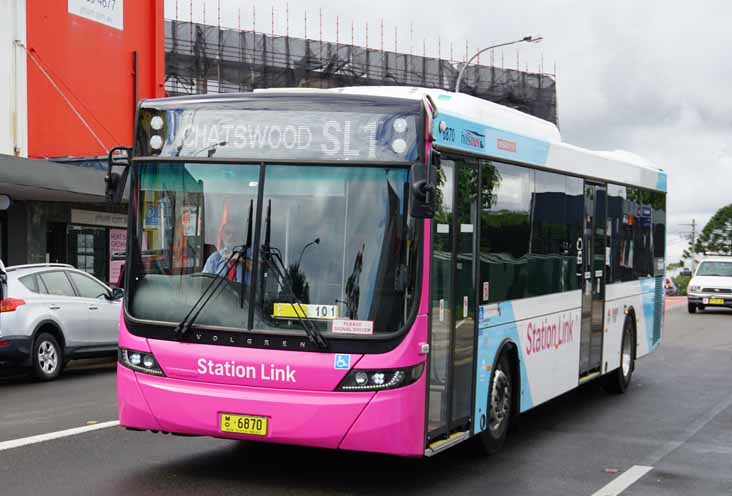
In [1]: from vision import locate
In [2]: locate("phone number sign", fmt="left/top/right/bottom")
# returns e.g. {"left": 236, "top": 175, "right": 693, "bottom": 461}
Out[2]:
{"left": 68, "top": 0, "right": 123, "bottom": 31}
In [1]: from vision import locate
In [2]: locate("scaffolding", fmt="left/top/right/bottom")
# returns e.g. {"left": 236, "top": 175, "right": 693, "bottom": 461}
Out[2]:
{"left": 165, "top": 20, "right": 558, "bottom": 124}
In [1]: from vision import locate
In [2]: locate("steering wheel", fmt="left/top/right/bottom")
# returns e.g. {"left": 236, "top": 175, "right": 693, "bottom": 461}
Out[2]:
{"left": 189, "top": 272, "right": 242, "bottom": 296}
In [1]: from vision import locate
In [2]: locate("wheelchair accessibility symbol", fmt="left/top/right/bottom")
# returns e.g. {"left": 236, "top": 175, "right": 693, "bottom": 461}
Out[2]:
{"left": 334, "top": 354, "right": 351, "bottom": 370}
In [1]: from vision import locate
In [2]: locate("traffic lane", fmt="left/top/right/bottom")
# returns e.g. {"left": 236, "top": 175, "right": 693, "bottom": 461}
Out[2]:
{"left": 0, "top": 359, "right": 116, "bottom": 442}
{"left": 626, "top": 401, "right": 732, "bottom": 495}
{"left": 659, "top": 306, "right": 732, "bottom": 351}
{"left": 624, "top": 305, "right": 732, "bottom": 495}
{"left": 2, "top": 305, "right": 731, "bottom": 495}
{"left": 1, "top": 315, "right": 726, "bottom": 496}
{"left": 0, "top": 371, "right": 719, "bottom": 496}
{"left": 0, "top": 391, "right": 645, "bottom": 496}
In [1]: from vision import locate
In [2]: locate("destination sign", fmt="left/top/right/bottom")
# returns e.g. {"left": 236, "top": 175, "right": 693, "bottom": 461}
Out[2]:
{"left": 140, "top": 108, "right": 420, "bottom": 163}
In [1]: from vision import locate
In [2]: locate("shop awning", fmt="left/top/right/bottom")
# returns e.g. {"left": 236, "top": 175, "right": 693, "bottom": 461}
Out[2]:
{"left": 0, "top": 153, "right": 124, "bottom": 203}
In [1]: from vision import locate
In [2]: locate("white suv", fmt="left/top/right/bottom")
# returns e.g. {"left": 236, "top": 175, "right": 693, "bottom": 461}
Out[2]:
{"left": 0, "top": 263, "right": 123, "bottom": 380}
{"left": 687, "top": 257, "right": 732, "bottom": 314}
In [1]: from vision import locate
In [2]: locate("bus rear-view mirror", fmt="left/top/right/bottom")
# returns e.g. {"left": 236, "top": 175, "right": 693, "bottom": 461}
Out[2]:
{"left": 105, "top": 146, "right": 132, "bottom": 203}
{"left": 410, "top": 160, "right": 438, "bottom": 219}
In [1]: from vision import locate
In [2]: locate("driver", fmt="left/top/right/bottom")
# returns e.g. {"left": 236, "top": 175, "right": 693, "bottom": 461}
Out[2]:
{"left": 203, "top": 223, "right": 250, "bottom": 283}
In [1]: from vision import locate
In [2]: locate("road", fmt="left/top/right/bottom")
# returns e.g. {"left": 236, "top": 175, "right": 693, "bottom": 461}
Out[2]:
{"left": 1, "top": 302, "right": 731, "bottom": 495}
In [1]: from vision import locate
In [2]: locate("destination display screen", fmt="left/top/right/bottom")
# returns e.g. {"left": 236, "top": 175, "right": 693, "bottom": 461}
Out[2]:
{"left": 136, "top": 95, "right": 421, "bottom": 163}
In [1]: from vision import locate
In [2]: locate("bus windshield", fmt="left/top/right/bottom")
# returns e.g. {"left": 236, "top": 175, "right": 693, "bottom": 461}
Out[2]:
{"left": 127, "top": 162, "right": 419, "bottom": 338}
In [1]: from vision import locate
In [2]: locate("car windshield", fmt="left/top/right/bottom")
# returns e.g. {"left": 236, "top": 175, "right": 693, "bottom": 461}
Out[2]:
{"left": 126, "top": 162, "right": 419, "bottom": 336}
{"left": 696, "top": 261, "right": 732, "bottom": 277}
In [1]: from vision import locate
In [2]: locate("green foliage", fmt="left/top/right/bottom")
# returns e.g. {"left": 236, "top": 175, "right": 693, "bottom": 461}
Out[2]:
{"left": 627, "top": 187, "right": 665, "bottom": 209}
{"left": 674, "top": 274, "right": 691, "bottom": 296}
{"left": 684, "top": 204, "right": 732, "bottom": 258}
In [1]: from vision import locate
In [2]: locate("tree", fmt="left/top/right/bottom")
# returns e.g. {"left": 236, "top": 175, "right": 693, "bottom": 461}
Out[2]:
{"left": 683, "top": 204, "right": 732, "bottom": 258}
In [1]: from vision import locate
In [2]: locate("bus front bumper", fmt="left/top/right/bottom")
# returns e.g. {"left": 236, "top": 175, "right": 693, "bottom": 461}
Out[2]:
{"left": 118, "top": 364, "right": 426, "bottom": 456}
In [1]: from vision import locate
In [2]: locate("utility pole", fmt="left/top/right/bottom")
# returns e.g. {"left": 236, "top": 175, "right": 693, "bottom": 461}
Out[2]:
{"left": 690, "top": 219, "right": 697, "bottom": 270}
{"left": 682, "top": 219, "right": 697, "bottom": 271}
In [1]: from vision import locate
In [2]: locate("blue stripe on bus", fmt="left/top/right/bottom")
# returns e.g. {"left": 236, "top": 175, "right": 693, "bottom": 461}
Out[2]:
{"left": 432, "top": 113, "right": 550, "bottom": 166}
{"left": 640, "top": 278, "right": 657, "bottom": 352}
{"left": 656, "top": 171, "right": 668, "bottom": 192}
{"left": 473, "top": 301, "right": 534, "bottom": 436}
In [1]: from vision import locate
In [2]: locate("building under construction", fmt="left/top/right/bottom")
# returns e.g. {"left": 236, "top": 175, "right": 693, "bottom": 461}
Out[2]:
{"left": 165, "top": 20, "right": 558, "bottom": 124}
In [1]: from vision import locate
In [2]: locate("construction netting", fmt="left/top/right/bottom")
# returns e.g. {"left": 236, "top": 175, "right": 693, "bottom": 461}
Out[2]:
{"left": 165, "top": 20, "right": 558, "bottom": 124}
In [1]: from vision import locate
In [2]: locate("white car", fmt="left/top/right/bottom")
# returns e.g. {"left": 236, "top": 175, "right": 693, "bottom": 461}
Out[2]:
{"left": 687, "top": 257, "right": 732, "bottom": 313}
{"left": 0, "top": 263, "right": 123, "bottom": 380}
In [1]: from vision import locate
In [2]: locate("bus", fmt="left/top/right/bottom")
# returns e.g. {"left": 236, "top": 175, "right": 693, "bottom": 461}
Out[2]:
{"left": 107, "top": 86, "right": 667, "bottom": 457}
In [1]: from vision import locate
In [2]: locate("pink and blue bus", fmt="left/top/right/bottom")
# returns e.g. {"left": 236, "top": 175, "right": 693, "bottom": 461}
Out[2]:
{"left": 108, "top": 87, "right": 667, "bottom": 457}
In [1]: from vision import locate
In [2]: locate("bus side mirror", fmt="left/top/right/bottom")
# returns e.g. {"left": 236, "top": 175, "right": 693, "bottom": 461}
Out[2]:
{"left": 106, "top": 146, "right": 132, "bottom": 203}
{"left": 409, "top": 152, "right": 439, "bottom": 219}
{"left": 410, "top": 163, "right": 438, "bottom": 219}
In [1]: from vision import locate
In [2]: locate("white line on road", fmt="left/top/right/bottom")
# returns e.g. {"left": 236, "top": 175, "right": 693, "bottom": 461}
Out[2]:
{"left": 0, "top": 420, "right": 119, "bottom": 452}
{"left": 645, "top": 390, "right": 732, "bottom": 465}
{"left": 591, "top": 465, "right": 653, "bottom": 496}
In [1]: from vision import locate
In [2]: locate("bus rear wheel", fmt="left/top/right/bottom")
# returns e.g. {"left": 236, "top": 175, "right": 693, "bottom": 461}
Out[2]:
{"left": 603, "top": 317, "right": 635, "bottom": 394}
{"left": 478, "top": 353, "right": 513, "bottom": 454}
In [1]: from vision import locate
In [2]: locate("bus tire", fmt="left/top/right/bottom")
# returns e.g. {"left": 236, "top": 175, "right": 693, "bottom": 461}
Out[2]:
{"left": 687, "top": 303, "right": 696, "bottom": 314}
{"left": 603, "top": 317, "right": 636, "bottom": 394}
{"left": 478, "top": 353, "right": 513, "bottom": 454}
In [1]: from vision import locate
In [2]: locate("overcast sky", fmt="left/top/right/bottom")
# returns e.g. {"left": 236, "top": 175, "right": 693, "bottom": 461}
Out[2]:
{"left": 165, "top": 0, "right": 732, "bottom": 262}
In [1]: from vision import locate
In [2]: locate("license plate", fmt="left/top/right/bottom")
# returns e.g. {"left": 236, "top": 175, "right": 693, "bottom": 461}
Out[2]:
{"left": 220, "top": 413, "right": 268, "bottom": 436}
{"left": 709, "top": 298, "right": 725, "bottom": 305}
{"left": 273, "top": 302, "right": 339, "bottom": 320}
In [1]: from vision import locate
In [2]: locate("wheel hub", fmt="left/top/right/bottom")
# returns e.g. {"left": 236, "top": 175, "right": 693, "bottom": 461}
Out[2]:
{"left": 489, "top": 369, "right": 511, "bottom": 432}
{"left": 621, "top": 329, "right": 632, "bottom": 378}
{"left": 38, "top": 341, "right": 58, "bottom": 374}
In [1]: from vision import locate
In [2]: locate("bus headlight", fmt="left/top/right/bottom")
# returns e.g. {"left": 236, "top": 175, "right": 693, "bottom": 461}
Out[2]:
{"left": 689, "top": 285, "right": 701, "bottom": 293}
{"left": 336, "top": 363, "right": 424, "bottom": 391}
{"left": 119, "top": 348, "right": 165, "bottom": 376}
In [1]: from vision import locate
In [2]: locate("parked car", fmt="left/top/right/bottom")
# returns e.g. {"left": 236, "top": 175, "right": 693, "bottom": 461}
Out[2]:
{"left": 663, "top": 276, "right": 678, "bottom": 296}
{"left": 687, "top": 256, "right": 732, "bottom": 314}
{"left": 0, "top": 263, "right": 123, "bottom": 380}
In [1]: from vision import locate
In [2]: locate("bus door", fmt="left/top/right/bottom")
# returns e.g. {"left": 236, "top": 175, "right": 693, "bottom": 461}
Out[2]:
{"left": 579, "top": 182, "right": 607, "bottom": 376}
{"left": 427, "top": 159, "right": 477, "bottom": 440}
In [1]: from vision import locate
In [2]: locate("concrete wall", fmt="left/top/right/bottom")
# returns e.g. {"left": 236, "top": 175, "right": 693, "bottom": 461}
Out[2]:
{"left": 0, "top": 0, "right": 28, "bottom": 157}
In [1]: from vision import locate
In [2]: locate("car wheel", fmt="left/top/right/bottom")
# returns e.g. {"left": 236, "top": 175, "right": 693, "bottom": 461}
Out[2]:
{"left": 688, "top": 303, "right": 697, "bottom": 314}
{"left": 603, "top": 317, "right": 635, "bottom": 394}
{"left": 32, "top": 333, "right": 63, "bottom": 381}
{"left": 478, "top": 353, "right": 513, "bottom": 454}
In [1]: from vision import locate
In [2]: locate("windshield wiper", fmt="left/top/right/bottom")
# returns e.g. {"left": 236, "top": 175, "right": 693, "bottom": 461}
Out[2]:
{"left": 260, "top": 200, "right": 328, "bottom": 349}
{"left": 174, "top": 200, "right": 254, "bottom": 340}
{"left": 173, "top": 246, "right": 246, "bottom": 340}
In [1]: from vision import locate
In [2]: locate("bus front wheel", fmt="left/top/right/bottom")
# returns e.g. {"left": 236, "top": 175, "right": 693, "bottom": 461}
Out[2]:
{"left": 478, "top": 353, "right": 513, "bottom": 454}
{"left": 603, "top": 317, "right": 636, "bottom": 394}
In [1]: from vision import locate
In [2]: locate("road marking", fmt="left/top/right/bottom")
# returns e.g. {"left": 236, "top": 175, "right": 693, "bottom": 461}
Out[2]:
{"left": 645, "top": 390, "right": 732, "bottom": 465}
{"left": 591, "top": 465, "right": 653, "bottom": 496}
{"left": 0, "top": 420, "right": 119, "bottom": 452}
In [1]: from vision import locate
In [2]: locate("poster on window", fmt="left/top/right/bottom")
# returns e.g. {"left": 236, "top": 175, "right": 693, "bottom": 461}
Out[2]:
{"left": 109, "top": 229, "right": 127, "bottom": 286}
{"left": 181, "top": 206, "right": 198, "bottom": 236}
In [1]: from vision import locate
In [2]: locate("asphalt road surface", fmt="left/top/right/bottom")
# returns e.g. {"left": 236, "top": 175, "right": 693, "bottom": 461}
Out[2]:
{"left": 1, "top": 300, "right": 731, "bottom": 495}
